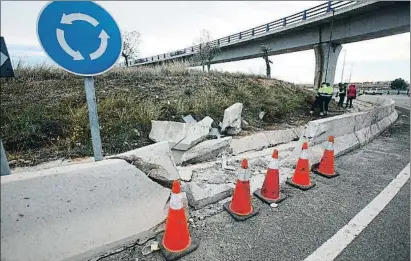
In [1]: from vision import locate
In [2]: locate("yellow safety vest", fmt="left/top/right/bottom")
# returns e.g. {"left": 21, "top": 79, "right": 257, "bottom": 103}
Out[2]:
{"left": 318, "top": 85, "right": 333, "bottom": 96}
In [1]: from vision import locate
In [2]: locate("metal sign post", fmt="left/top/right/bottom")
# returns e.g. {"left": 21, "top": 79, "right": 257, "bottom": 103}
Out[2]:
{"left": 84, "top": 77, "right": 103, "bottom": 161}
{"left": 37, "top": 1, "right": 123, "bottom": 161}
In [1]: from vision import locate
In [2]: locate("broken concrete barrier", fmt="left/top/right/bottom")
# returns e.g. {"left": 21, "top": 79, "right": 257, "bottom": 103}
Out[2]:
{"left": 230, "top": 128, "right": 299, "bottom": 155}
{"left": 183, "top": 182, "right": 234, "bottom": 210}
{"left": 181, "top": 137, "right": 232, "bottom": 165}
{"left": 149, "top": 121, "right": 194, "bottom": 148}
{"left": 111, "top": 141, "right": 180, "bottom": 186}
{"left": 281, "top": 95, "right": 397, "bottom": 169}
{"left": 173, "top": 116, "right": 213, "bottom": 151}
{"left": 221, "top": 103, "right": 243, "bottom": 135}
{"left": 0, "top": 159, "right": 170, "bottom": 261}
{"left": 231, "top": 132, "right": 268, "bottom": 155}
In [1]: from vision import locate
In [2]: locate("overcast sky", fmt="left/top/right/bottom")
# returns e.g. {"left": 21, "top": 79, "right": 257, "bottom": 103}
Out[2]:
{"left": 1, "top": 1, "right": 409, "bottom": 83}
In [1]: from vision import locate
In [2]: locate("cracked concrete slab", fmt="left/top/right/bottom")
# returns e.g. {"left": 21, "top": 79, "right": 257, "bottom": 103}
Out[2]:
{"left": 111, "top": 141, "right": 180, "bottom": 184}
{"left": 181, "top": 137, "right": 232, "bottom": 165}
{"left": 149, "top": 121, "right": 194, "bottom": 148}
{"left": 1, "top": 159, "right": 170, "bottom": 261}
{"left": 183, "top": 182, "right": 234, "bottom": 210}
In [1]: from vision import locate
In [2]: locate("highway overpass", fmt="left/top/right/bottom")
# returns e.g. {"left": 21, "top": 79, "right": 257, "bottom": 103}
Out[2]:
{"left": 131, "top": 1, "right": 410, "bottom": 88}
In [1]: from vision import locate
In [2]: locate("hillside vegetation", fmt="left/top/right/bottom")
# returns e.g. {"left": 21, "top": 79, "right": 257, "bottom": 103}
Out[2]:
{"left": 1, "top": 62, "right": 319, "bottom": 166}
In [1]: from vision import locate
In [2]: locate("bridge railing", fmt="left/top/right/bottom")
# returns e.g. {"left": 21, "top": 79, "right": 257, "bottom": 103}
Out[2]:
{"left": 132, "top": 1, "right": 358, "bottom": 66}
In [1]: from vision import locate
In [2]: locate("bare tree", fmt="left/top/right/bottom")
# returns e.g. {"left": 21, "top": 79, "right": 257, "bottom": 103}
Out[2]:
{"left": 193, "top": 30, "right": 219, "bottom": 72}
{"left": 122, "top": 31, "right": 141, "bottom": 67}
{"left": 260, "top": 44, "right": 273, "bottom": 78}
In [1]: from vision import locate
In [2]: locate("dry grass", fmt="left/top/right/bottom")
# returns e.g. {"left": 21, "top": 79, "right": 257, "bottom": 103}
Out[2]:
{"left": 1, "top": 60, "right": 316, "bottom": 166}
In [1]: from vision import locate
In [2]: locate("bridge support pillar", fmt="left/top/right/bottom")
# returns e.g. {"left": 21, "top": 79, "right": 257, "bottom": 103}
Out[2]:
{"left": 313, "top": 43, "right": 342, "bottom": 89}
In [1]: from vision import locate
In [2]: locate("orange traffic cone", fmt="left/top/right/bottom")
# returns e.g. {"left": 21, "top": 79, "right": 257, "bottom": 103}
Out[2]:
{"left": 313, "top": 136, "right": 339, "bottom": 178}
{"left": 254, "top": 149, "right": 286, "bottom": 204}
{"left": 286, "top": 142, "right": 316, "bottom": 190}
{"left": 159, "top": 180, "right": 199, "bottom": 260}
{"left": 223, "top": 159, "right": 259, "bottom": 221}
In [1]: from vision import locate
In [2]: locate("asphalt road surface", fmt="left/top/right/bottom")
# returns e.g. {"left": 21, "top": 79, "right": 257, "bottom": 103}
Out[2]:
{"left": 389, "top": 95, "right": 410, "bottom": 109}
{"left": 101, "top": 106, "right": 410, "bottom": 261}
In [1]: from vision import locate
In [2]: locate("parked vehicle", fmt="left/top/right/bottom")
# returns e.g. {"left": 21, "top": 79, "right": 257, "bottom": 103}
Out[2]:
{"left": 364, "top": 88, "right": 383, "bottom": 95}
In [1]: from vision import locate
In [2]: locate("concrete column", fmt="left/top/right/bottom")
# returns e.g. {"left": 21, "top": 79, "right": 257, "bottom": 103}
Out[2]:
{"left": 313, "top": 43, "right": 342, "bottom": 89}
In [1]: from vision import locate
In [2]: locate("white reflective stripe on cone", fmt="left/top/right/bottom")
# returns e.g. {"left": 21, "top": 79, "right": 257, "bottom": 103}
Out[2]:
{"left": 237, "top": 168, "right": 250, "bottom": 181}
{"left": 326, "top": 141, "right": 334, "bottom": 151}
{"left": 268, "top": 158, "right": 279, "bottom": 170}
{"left": 301, "top": 149, "right": 309, "bottom": 160}
{"left": 169, "top": 193, "right": 183, "bottom": 210}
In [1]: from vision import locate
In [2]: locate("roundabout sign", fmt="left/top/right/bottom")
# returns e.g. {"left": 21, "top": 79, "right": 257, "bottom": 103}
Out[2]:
{"left": 37, "top": 1, "right": 122, "bottom": 76}
{"left": 37, "top": 1, "right": 124, "bottom": 161}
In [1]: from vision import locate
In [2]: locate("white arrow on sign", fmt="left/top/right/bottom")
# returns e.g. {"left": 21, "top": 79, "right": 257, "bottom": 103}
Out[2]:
{"left": 89, "top": 30, "right": 110, "bottom": 60}
{"left": 0, "top": 51, "right": 8, "bottom": 67}
{"left": 56, "top": 28, "right": 84, "bottom": 60}
{"left": 61, "top": 13, "right": 99, "bottom": 27}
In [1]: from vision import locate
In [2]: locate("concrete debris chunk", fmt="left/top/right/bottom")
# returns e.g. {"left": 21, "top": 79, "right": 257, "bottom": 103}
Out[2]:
{"left": 222, "top": 150, "right": 235, "bottom": 171}
{"left": 149, "top": 121, "right": 194, "bottom": 148}
{"left": 259, "top": 111, "right": 265, "bottom": 120}
{"left": 110, "top": 141, "right": 180, "bottom": 186}
{"left": 174, "top": 117, "right": 214, "bottom": 151}
{"left": 177, "top": 167, "right": 193, "bottom": 182}
{"left": 183, "top": 114, "right": 197, "bottom": 124}
{"left": 183, "top": 182, "right": 234, "bottom": 210}
{"left": 221, "top": 103, "right": 243, "bottom": 135}
{"left": 181, "top": 137, "right": 232, "bottom": 165}
{"left": 142, "top": 240, "right": 160, "bottom": 256}
{"left": 198, "top": 116, "right": 214, "bottom": 127}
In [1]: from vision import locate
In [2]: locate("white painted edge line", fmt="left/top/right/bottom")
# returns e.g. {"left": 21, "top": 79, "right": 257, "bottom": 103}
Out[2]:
{"left": 304, "top": 163, "right": 410, "bottom": 261}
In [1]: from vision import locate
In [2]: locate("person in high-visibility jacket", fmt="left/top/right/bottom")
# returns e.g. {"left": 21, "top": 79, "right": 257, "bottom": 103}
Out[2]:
{"left": 310, "top": 82, "right": 333, "bottom": 116}
{"left": 322, "top": 83, "right": 334, "bottom": 115}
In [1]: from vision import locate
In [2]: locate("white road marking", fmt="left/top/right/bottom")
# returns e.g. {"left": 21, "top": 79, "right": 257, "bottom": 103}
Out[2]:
{"left": 304, "top": 163, "right": 410, "bottom": 261}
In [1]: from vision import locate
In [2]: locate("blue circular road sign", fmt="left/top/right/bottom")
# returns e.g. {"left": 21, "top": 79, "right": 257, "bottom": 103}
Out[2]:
{"left": 37, "top": 1, "right": 122, "bottom": 76}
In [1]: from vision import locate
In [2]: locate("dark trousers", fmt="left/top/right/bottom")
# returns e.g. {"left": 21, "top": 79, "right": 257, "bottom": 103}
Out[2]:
{"left": 311, "top": 96, "right": 324, "bottom": 113}
{"left": 338, "top": 95, "right": 346, "bottom": 107}
{"left": 324, "top": 96, "right": 332, "bottom": 112}
{"left": 346, "top": 97, "right": 354, "bottom": 108}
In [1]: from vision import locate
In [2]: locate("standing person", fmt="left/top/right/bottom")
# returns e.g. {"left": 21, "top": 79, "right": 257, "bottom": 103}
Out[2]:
{"left": 310, "top": 82, "right": 331, "bottom": 116}
{"left": 337, "top": 83, "right": 346, "bottom": 107}
{"left": 323, "top": 83, "right": 334, "bottom": 115}
{"left": 345, "top": 84, "right": 357, "bottom": 109}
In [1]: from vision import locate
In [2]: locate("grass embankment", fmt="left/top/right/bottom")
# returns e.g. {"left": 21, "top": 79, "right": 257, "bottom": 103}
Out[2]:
{"left": 1, "top": 62, "right": 321, "bottom": 167}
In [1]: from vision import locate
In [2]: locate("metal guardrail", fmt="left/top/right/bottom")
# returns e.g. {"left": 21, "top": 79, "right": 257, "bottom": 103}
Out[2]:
{"left": 131, "top": 1, "right": 358, "bottom": 66}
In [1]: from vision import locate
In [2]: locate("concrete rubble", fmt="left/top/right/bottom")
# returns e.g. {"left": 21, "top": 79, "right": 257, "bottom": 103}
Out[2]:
{"left": 173, "top": 117, "right": 214, "bottom": 151}
{"left": 181, "top": 137, "right": 232, "bottom": 165}
{"left": 183, "top": 182, "right": 234, "bottom": 210}
{"left": 183, "top": 114, "right": 197, "bottom": 124}
{"left": 111, "top": 141, "right": 180, "bottom": 186}
{"left": 149, "top": 117, "right": 214, "bottom": 152}
{"left": 230, "top": 128, "right": 299, "bottom": 155}
{"left": 149, "top": 121, "right": 194, "bottom": 148}
{"left": 221, "top": 103, "right": 243, "bottom": 135}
